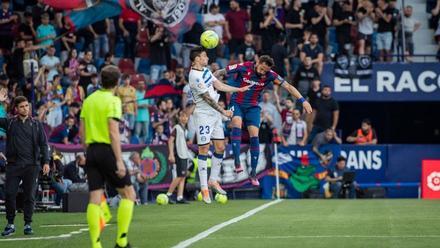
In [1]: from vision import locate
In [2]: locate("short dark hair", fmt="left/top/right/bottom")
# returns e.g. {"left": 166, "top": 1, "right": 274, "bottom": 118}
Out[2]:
{"left": 190, "top": 46, "right": 206, "bottom": 62}
{"left": 322, "top": 84, "right": 331, "bottom": 89}
{"left": 101, "top": 65, "right": 121, "bottom": 89}
{"left": 362, "top": 118, "right": 372, "bottom": 126}
{"left": 259, "top": 55, "right": 274, "bottom": 67}
{"left": 104, "top": 52, "right": 113, "bottom": 61}
{"left": 156, "top": 98, "right": 165, "bottom": 108}
{"left": 14, "top": 96, "right": 28, "bottom": 106}
{"left": 337, "top": 155, "right": 347, "bottom": 162}
{"left": 209, "top": 4, "right": 219, "bottom": 12}
{"left": 121, "top": 73, "right": 130, "bottom": 81}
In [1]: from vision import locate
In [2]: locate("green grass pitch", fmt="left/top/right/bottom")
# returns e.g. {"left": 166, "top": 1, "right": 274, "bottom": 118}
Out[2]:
{"left": 1, "top": 199, "right": 439, "bottom": 248}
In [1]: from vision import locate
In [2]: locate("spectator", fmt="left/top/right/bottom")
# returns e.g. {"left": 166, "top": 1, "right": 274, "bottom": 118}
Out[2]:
{"left": 238, "top": 33, "right": 258, "bottom": 63}
{"left": 19, "top": 11, "right": 36, "bottom": 41}
{"left": 149, "top": 24, "right": 169, "bottom": 83}
{"left": 86, "top": 73, "right": 100, "bottom": 96}
{"left": 285, "top": 0, "right": 305, "bottom": 57}
{"left": 309, "top": 85, "right": 339, "bottom": 142}
{"left": 49, "top": 115, "right": 77, "bottom": 144}
{"left": 39, "top": 46, "right": 60, "bottom": 82}
{"left": 346, "top": 118, "right": 378, "bottom": 145}
{"left": 271, "top": 35, "right": 290, "bottom": 79}
{"left": 134, "top": 80, "right": 151, "bottom": 144}
{"left": 375, "top": 0, "right": 394, "bottom": 62}
{"left": 119, "top": 118, "right": 131, "bottom": 144}
{"left": 300, "top": 32, "right": 324, "bottom": 74}
{"left": 90, "top": 18, "right": 110, "bottom": 59}
{"left": 36, "top": 13, "right": 56, "bottom": 46}
{"left": 433, "top": 0, "right": 440, "bottom": 60}
{"left": 63, "top": 48, "right": 80, "bottom": 79}
{"left": 165, "top": 98, "right": 179, "bottom": 123}
{"left": 119, "top": 8, "right": 140, "bottom": 59}
{"left": 32, "top": 0, "right": 54, "bottom": 28}
{"left": 399, "top": 5, "right": 421, "bottom": 62}
{"left": 78, "top": 50, "right": 97, "bottom": 90}
{"left": 312, "top": 128, "right": 342, "bottom": 164}
{"left": 117, "top": 74, "right": 137, "bottom": 131}
{"left": 249, "top": 0, "right": 265, "bottom": 52}
{"left": 151, "top": 124, "right": 169, "bottom": 145}
{"left": 49, "top": 153, "right": 70, "bottom": 206}
{"left": 259, "top": 91, "right": 282, "bottom": 134}
{"left": 181, "top": 22, "right": 204, "bottom": 65}
{"left": 306, "top": 2, "right": 331, "bottom": 50}
{"left": 99, "top": 52, "right": 115, "bottom": 71}
{"left": 225, "top": 0, "right": 250, "bottom": 62}
{"left": 333, "top": 1, "right": 354, "bottom": 55}
{"left": 281, "top": 109, "right": 307, "bottom": 146}
{"left": 294, "top": 56, "right": 320, "bottom": 97}
{"left": 325, "top": 156, "right": 356, "bottom": 198}
{"left": 151, "top": 98, "right": 171, "bottom": 138}
{"left": 278, "top": 97, "right": 295, "bottom": 123}
{"left": 6, "top": 39, "right": 27, "bottom": 86}
{"left": 259, "top": 109, "right": 274, "bottom": 144}
{"left": 356, "top": 0, "right": 375, "bottom": 55}
{"left": 59, "top": 20, "right": 77, "bottom": 63}
{"left": 67, "top": 102, "right": 81, "bottom": 122}
{"left": 260, "top": 7, "right": 284, "bottom": 55}
{"left": 63, "top": 154, "right": 88, "bottom": 192}
{"left": 128, "top": 152, "right": 148, "bottom": 205}
{"left": 0, "top": 0, "right": 16, "bottom": 51}
{"left": 65, "top": 75, "right": 85, "bottom": 105}
{"left": 45, "top": 75, "right": 64, "bottom": 128}
{"left": 203, "top": 4, "right": 226, "bottom": 47}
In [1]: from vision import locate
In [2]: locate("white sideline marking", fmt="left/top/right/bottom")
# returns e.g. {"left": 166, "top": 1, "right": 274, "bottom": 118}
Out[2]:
{"left": 172, "top": 199, "right": 283, "bottom": 248}
{"left": 0, "top": 228, "right": 89, "bottom": 242}
{"left": 206, "top": 235, "right": 440, "bottom": 239}
{"left": 40, "top": 224, "right": 89, "bottom": 228}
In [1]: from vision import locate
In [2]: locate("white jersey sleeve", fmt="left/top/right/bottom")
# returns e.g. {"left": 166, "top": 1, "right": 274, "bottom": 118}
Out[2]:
{"left": 189, "top": 67, "right": 220, "bottom": 112}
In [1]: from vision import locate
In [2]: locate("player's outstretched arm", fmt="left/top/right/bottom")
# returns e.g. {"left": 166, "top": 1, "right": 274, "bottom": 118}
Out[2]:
{"left": 201, "top": 92, "right": 233, "bottom": 118}
{"left": 213, "top": 79, "right": 250, "bottom": 93}
{"left": 213, "top": 68, "right": 227, "bottom": 79}
{"left": 281, "top": 82, "right": 313, "bottom": 114}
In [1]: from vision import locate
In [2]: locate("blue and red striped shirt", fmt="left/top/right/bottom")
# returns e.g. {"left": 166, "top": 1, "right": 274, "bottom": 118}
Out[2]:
{"left": 226, "top": 62, "right": 285, "bottom": 108}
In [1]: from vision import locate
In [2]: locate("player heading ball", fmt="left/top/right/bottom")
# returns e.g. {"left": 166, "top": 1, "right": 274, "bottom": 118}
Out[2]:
{"left": 188, "top": 47, "right": 250, "bottom": 204}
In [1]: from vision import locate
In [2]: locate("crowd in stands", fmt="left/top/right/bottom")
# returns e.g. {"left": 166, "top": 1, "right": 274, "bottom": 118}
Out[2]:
{"left": 0, "top": 0, "right": 413, "bottom": 204}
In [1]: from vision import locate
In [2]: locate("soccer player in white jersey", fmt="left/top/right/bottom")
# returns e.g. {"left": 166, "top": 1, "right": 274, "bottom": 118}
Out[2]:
{"left": 189, "top": 47, "right": 250, "bottom": 203}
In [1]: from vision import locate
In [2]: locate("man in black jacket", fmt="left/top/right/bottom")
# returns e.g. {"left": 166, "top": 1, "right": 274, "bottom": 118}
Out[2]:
{"left": 0, "top": 92, "right": 50, "bottom": 237}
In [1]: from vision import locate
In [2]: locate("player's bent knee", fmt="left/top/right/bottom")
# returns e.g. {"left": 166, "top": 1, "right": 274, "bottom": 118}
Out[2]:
{"left": 198, "top": 144, "right": 210, "bottom": 155}
{"left": 118, "top": 186, "right": 137, "bottom": 202}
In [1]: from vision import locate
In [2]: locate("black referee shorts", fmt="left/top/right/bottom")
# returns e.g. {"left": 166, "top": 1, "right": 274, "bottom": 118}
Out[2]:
{"left": 86, "top": 143, "right": 132, "bottom": 191}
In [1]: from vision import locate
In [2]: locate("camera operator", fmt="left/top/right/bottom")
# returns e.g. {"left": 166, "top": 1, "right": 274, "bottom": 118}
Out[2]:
{"left": 325, "top": 156, "right": 356, "bottom": 198}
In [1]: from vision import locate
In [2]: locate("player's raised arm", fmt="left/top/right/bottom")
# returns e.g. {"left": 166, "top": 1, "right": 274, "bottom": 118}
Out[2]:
{"left": 275, "top": 77, "right": 313, "bottom": 114}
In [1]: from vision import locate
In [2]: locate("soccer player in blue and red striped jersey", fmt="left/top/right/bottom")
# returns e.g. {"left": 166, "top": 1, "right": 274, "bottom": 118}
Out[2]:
{"left": 214, "top": 55, "right": 312, "bottom": 186}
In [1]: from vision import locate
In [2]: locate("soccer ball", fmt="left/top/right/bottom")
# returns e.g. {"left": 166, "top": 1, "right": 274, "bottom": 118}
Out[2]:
{"left": 156, "top": 193, "right": 169, "bottom": 205}
{"left": 215, "top": 194, "right": 228, "bottom": 204}
{"left": 200, "top": 30, "right": 219, "bottom": 49}
{"left": 197, "top": 192, "right": 203, "bottom": 202}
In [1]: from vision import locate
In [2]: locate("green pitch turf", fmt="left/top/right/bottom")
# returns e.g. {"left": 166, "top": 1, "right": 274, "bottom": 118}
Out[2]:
{"left": 1, "top": 199, "right": 439, "bottom": 248}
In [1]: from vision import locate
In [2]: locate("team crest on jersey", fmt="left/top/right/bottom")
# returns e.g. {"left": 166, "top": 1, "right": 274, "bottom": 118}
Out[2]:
{"left": 228, "top": 64, "right": 237, "bottom": 70}
{"left": 129, "top": 0, "right": 189, "bottom": 27}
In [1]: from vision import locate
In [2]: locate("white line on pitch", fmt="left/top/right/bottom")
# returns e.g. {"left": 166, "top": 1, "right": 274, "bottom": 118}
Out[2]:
{"left": 171, "top": 199, "right": 283, "bottom": 248}
{"left": 0, "top": 228, "right": 89, "bottom": 242}
{"left": 206, "top": 235, "right": 440, "bottom": 239}
{"left": 40, "top": 224, "right": 89, "bottom": 228}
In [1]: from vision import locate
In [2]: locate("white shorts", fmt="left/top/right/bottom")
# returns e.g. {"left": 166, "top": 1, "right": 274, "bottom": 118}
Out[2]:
{"left": 193, "top": 110, "right": 224, "bottom": 145}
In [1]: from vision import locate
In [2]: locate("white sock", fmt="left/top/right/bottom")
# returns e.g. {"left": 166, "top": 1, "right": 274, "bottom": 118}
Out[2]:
{"left": 198, "top": 156, "right": 208, "bottom": 190}
{"left": 209, "top": 153, "right": 223, "bottom": 182}
{"left": 177, "top": 196, "right": 183, "bottom": 201}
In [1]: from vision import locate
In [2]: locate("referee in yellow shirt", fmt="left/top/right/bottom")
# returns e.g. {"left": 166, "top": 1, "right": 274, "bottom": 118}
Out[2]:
{"left": 80, "top": 65, "right": 136, "bottom": 248}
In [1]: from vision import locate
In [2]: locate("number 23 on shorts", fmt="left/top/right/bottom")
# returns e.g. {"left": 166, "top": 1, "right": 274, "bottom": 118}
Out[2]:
{"left": 199, "top": 125, "right": 210, "bottom": 135}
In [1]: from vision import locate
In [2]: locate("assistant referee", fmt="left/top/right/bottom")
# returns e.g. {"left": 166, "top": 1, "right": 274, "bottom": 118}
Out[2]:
{"left": 80, "top": 65, "right": 136, "bottom": 248}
